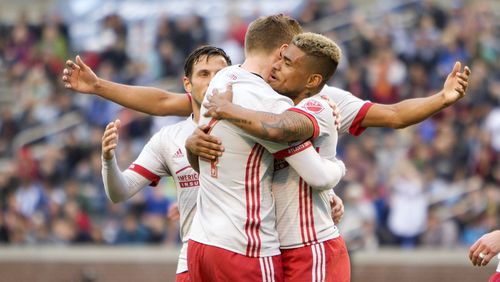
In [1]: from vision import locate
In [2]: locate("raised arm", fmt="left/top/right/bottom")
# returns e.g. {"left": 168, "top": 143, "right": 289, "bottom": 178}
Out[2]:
{"left": 62, "top": 56, "right": 192, "bottom": 116}
{"left": 361, "top": 62, "right": 471, "bottom": 129}
{"left": 203, "top": 86, "right": 315, "bottom": 143}
{"left": 101, "top": 120, "right": 151, "bottom": 203}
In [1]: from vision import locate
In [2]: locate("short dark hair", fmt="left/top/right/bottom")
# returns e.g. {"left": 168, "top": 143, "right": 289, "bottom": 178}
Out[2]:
{"left": 245, "top": 14, "right": 303, "bottom": 55}
{"left": 184, "top": 45, "right": 232, "bottom": 78}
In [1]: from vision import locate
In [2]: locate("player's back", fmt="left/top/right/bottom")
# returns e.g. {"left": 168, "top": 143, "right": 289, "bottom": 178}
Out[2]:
{"left": 190, "top": 65, "right": 294, "bottom": 257}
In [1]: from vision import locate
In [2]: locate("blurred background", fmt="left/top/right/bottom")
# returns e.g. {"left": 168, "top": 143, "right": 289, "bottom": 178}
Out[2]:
{"left": 0, "top": 0, "right": 498, "bottom": 281}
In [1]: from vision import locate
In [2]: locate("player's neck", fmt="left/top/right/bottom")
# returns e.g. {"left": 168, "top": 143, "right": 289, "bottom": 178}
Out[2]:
{"left": 240, "top": 55, "right": 273, "bottom": 82}
{"left": 191, "top": 100, "right": 201, "bottom": 123}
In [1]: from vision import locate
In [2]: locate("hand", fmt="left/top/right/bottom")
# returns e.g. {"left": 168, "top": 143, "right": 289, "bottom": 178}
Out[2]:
{"left": 469, "top": 230, "right": 500, "bottom": 266}
{"left": 185, "top": 125, "right": 224, "bottom": 160}
{"left": 62, "top": 55, "right": 100, "bottom": 94}
{"left": 102, "top": 119, "right": 121, "bottom": 160}
{"left": 442, "top": 61, "right": 471, "bottom": 106}
{"left": 320, "top": 95, "right": 341, "bottom": 130}
{"left": 167, "top": 203, "right": 180, "bottom": 221}
{"left": 330, "top": 193, "right": 344, "bottom": 224}
{"left": 203, "top": 84, "right": 234, "bottom": 119}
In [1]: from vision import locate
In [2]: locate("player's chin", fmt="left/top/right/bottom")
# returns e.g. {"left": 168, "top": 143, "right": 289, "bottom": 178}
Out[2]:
{"left": 269, "top": 80, "right": 283, "bottom": 93}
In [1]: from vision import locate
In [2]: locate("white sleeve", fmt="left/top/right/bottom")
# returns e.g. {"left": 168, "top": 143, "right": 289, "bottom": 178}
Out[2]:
{"left": 320, "top": 86, "right": 373, "bottom": 136}
{"left": 275, "top": 141, "right": 346, "bottom": 191}
{"left": 102, "top": 156, "right": 153, "bottom": 203}
{"left": 292, "top": 97, "right": 335, "bottom": 139}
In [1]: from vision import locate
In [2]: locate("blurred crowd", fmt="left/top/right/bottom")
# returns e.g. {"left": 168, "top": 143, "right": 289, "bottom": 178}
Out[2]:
{"left": 0, "top": 0, "right": 498, "bottom": 249}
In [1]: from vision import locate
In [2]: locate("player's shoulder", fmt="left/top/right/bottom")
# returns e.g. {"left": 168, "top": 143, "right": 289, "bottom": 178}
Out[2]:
{"left": 319, "top": 85, "right": 353, "bottom": 97}
{"left": 156, "top": 117, "right": 196, "bottom": 138}
{"left": 296, "top": 96, "right": 332, "bottom": 115}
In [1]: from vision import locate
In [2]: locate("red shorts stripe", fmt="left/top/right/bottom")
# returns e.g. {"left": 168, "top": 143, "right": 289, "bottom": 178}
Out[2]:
{"left": 188, "top": 240, "right": 283, "bottom": 282}
{"left": 281, "top": 237, "right": 350, "bottom": 282}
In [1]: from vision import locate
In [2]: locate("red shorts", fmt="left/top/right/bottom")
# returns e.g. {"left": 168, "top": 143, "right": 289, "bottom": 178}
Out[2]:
{"left": 176, "top": 271, "right": 190, "bottom": 282}
{"left": 187, "top": 240, "right": 283, "bottom": 282}
{"left": 490, "top": 272, "right": 500, "bottom": 282}
{"left": 281, "top": 236, "right": 350, "bottom": 282}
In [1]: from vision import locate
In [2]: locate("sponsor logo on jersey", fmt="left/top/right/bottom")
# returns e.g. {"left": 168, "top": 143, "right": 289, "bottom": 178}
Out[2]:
{"left": 173, "top": 148, "right": 184, "bottom": 158}
{"left": 303, "top": 99, "right": 324, "bottom": 114}
{"left": 178, "top": 173, "right": 199, "bottom": 188}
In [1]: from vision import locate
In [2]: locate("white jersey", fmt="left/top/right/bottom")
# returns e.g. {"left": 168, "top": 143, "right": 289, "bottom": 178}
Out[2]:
{"left": 128, "top": 117, "right": 198, "bottom": 274}
{"left": 497, "top": 254, "right": 500, "bottom": 273}
{"left": 191, "top": 65, "right": 303, "bottom": 257}
{"left": 319, "top": 85, "right": 373, "bottom": 136}
{"left": 273, "top": 97, "right": 340, "bottom": 248}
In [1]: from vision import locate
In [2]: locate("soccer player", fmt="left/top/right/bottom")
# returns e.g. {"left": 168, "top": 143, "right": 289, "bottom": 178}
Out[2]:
{"left": 469, "top": 230, "right": 500, "bottom": 282}
{"left": 98, "top": 45, "right": 231, "bottom": 282}
{"left": 191, "top": 32, "right": 349, "bottom": 282}
{"left": 186, "top": 15, "right": 346, "bottom": 282}
{"left": 189, "top": 31, "right": 470, "bottom": 282}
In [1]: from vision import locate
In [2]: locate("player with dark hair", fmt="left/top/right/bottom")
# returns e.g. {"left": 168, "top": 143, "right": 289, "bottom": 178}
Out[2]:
{"left": 97, "top": 45, "right": 231, "bottom": 282}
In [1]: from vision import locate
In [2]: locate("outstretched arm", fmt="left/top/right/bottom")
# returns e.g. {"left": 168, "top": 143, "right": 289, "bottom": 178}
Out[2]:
{"left": 62, "top": 55, "right": 192, "bottom": 116}
{"left": 361, "top": 61, "right": 471, "bottom": 129}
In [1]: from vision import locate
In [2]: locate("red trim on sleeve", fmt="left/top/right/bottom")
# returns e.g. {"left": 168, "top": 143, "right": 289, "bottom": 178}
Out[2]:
{"left": 186, "top": 92, "right": 192, "bottom": 103}
{"left": 349, "top": 102, "right": 373, "bottom": 137}
{"left": 286, "top": 108, "right": 320, "bottom": 139}
{"left": 128, "top": 164, "right": 161, "bottom": 187}
{"left": 273, "top": 140, "right": 313, "bottom": 160}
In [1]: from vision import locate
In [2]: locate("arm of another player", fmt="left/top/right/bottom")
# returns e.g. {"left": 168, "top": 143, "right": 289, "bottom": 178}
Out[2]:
{"left": 361, "top": 62, "right": 471, "bottom": 129}
{"left": 204, "top": 84, "right": 317, "bottom": 143}
{"left": 185, "top": 125, "right": 224, "bottom": 173}
{"left": 330, "top": 191, "right": 344, "bottom": 224}
{"left": 276, "top": 141, "right": 346, "bottom": 191}
{"left": 469, "top": 230, "right": 500, "bottom": 267}
{"left": 62, "top": 55, "right": 192, "bottom": 116}
{"left": 101, "top": 119, "right": 154, "bottom": 203}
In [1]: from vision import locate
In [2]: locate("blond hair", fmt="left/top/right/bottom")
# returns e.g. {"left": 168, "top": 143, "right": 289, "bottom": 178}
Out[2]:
{"left": 292, "top": 32, "right": 342, "bottom": 87}
{"left": 245, "top": 14, "right": 303, "bottom": 55}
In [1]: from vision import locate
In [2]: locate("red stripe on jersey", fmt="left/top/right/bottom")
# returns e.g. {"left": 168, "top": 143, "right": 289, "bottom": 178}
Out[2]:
{"left": 249, "top": 145, "right": 260, "bottom": 257}
{"left": 309, "top": 185, "right": 318, "bottom": 243}
{"left": 253, "top": 146, "right": 265, "bottom": 256}
{"left": 299, "top": 178, "right": 306, "bottom": 245}
{"left": 349, "top": 102, "right": 373, "bottom": 136}
{"left": 245, "top": 144, "right": 259, "bottom": 256}
{"left": 273, "top": 140, "right": 312, "bottom": 160}
{"left": 175, "top": 165, "right": 191, "bottom": 174}
{"left": 128, "top": 164, "right": 160, "bottom": 187}
{"left": 303, "top": 180, "right": 312, "bottom": 244}
{"left": 286, "top": 108, "right": 320, "bottom": 139}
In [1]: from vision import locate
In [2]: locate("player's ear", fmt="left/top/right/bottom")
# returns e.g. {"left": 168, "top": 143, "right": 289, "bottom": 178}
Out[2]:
{"left": 183, "top": 76, "right": 192, "bottom": 93}
{"left": 278, "top": 44, "right": 288, "bottom": 59}
{"left": 306, "top": 73, "right": 323, "bottom": 90}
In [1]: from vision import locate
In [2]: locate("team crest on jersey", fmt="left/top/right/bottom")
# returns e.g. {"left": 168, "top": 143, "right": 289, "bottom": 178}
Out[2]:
{"left": 303, "top": 99, "right": 324, "bottom": 114}
{"left": 227, "top": 73, "right": 237, "bottom": 80}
